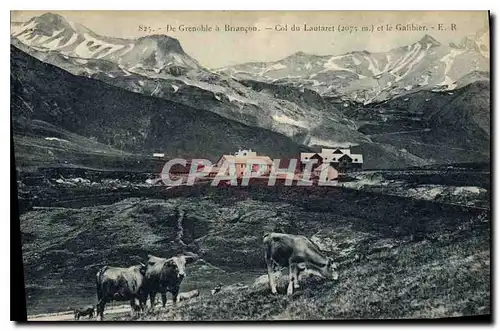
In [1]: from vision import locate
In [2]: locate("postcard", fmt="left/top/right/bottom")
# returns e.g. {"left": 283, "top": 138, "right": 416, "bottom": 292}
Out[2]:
{"left": 10, "top": 10, "right": 490, "bottom": 322}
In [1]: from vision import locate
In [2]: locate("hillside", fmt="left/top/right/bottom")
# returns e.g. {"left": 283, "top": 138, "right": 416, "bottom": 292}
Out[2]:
{"left": 10, "top": 13, "right": 363, "bottom": 147}
{"left": 21, "top": 171, "right": 490, "bottom": 318}
{"left": 11, "top": 45, "right": 310, "bottom": 169}
{"left": 11, "top": 13, "right": 491, "bottom": 169}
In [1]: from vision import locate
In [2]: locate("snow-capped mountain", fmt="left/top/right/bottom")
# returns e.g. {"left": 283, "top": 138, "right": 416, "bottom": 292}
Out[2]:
{"left": 10, "top": 13, "right": 490, "bottom": 168}
{"left": 10, "top": 13, "right": 369, "bottom": 149}
{"left": 11, "top": 12, "right": 201, "bottom": 75}
{"left": 217, "top": 33, "right": 489, "bottom": 104}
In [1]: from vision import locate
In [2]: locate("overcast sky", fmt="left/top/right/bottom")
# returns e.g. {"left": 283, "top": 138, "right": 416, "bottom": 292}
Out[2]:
{"left": 11, "top": 10, "right": 489, "bottom": 69}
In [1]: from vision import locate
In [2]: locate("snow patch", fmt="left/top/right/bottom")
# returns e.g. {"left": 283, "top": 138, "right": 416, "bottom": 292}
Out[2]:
{"left": 171, "top": 84, "right": 179, "bottom": 92}
{"left": 74, "top": 33, "right": 126, "bottom": 59}
{"left": 366, "top": 55, "right": 382, "bottom": 75}
{"left": 267, "top": 63, "right": 286, "bottom": 71}
{"left": 272, "top": 114, "right": 308, "bottom": 128}
{"left": 45, "top": 137, "right": 69, "bottom": 143}
{"left": 420, "top": 74, "right": 430, "bottom": 86}
{"left": 308, "top": 137, "right": 353, "bottom": 148}
{"left": 57, "top": 32, "right": 78, "bottom": 50}
{"left": 453, "top": 186, "right": 486, "bottom": 195}
{"left": 437, "top": 49, "right": 465, "bottom": 90}
{"left": 74, "top": 58, "right": 88, "bottom": 65}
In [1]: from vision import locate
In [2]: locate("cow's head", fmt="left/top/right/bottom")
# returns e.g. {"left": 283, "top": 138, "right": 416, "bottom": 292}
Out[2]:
{"left": 309, "top": 258, "right": 338, "bottom": 280}
{"left": 325, "top": 258, "right": 339, "bottom": 280}
{"left": 164, "top": 254, "right": 198, "bottom": 280}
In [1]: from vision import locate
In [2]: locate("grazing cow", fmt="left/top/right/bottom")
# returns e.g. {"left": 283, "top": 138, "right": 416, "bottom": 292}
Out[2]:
{"left": 263, "top": 232, "right": 339, "bottom": 295}
{"left": 142, "top": 254, "right": 197, "bottom": 310}
{"left": 211, "top": 283, "right": 222, "bottom": 295}
{"left": 177, "top": 289, "right": 200, "bottom": 302}
{"left": 73, "top": 306, "right": 95, "bottom": 320}
{"left": 95, "top": 263, "right": 147, "bottom": 320}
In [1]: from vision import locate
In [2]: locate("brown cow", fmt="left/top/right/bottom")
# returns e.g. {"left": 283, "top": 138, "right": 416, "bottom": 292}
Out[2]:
{"left": 142, "top": 254, "right": 197, "bottom": 310}
{"left": 263, "top": 232, "right": 338, "bottom": 295}
{"left": 95, "top": 264, "right": 147, "bottom": 320}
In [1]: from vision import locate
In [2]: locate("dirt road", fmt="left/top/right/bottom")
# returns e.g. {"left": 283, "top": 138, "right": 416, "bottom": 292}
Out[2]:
{"left": 28, "top": 304, "right": 134, "bottom": 321}
{"left": 27, "top": 301, "right": 177, "bottom": 322}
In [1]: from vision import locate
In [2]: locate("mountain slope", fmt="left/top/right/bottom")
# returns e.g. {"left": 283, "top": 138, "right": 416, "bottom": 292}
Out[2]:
{"left": 11, "top": 45, "right": 310, "bottom": 165}
{"left": 11, "top": 14, "right": 491, "bottom": 169}
{"left": 10, "top": 13, "right": 368, "bottom": 148}
{"left": 217, "top": 32, "right": 489, "bottom": 104}
{"left": 343, "top": 80, "right": 490, "bottom": 164}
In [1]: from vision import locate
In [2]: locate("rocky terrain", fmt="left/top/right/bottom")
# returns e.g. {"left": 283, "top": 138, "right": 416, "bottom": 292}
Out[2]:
{"left": 18, "top": 164, "right": 490, "bottom": 319}
{"left": 11, "top": 45, "right": 309, "bottom": 169}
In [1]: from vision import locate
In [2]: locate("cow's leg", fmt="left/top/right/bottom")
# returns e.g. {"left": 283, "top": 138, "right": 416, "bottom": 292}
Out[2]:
{"left": 162, "top": 292, "right": 169, "bottom": 307}
{"left": 170, "top": 288, "right": 179, "bottom": 306}
{"left": 129, "top": 298, "right": 137, "bottom": 318}
{"left": 97, "top": 299, "right": 106, "bottom": 321}
{"left": 266, "top": 259, "right": 278, "bottom": 294}
{"left": 149, "top": 292, "right": 157, "bottom": 312}
{"left": 293, "top": 264, "right": 301, "bottom": 289}
{"left": 287, "top": 263, "right": 296, "bottom": 295}
{"left": 139, "top": 296, "right": 147, "bottom": 314}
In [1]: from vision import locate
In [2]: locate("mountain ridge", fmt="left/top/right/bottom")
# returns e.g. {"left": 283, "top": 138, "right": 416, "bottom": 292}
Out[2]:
{"left": 11, "top": 45, "right": 311, "bottom": 167}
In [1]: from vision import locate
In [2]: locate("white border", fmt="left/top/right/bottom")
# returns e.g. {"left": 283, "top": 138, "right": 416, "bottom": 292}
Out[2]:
{"left": 3, "top": 0, "right": 497, "bottom": 330}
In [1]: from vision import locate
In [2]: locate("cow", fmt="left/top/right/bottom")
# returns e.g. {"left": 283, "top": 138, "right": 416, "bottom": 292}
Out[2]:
{"left": 263, "top": 232, "right": 339, "bottom": 295}
{"left": 142, "top": 253, "right": 197, "bottom": 311}
{"left": 177, "top": 289, "right": 200, "bottom": 302}
{"left": 95, "top": 263, "right": 147, "bottom": 320}
{"left": 73, "top": 306, "right": 95, "bottom": 320}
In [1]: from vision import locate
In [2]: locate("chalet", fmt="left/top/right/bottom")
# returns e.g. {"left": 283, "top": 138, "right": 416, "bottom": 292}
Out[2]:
{"left": 215, "top": 149, "right": 273, "bottom": 178}
{"left": 277, "top": 158, "right": 302, "bottom": 173}
{"left": 323, "top": 148, "right": 363, "bottom": 173}
{"left": 300, "top": 148, "right": 363, "bottom": 174}
{"left": 299, "top": 152, "right": 323, "bottom": 171}
{"left": 312, "top": 163, "right": 339, "bottom": 181}
{"left": 272, "top": 158, "right": 303, "bottom": 181}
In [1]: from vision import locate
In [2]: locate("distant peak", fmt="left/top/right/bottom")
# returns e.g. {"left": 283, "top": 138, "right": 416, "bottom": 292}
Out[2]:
{"left": 27, "top": 12, "right": 73, "bottom": 32}
{"left": 32, "top": 12, "right": 67, "bottom": 25}
{"left": 137, "top": 34, "right": 185, "bottom": 54}
{"left": 288, "top": 51, "right": 312, "bottom": 58}
{"left": 418, "top": 34, "right": 441, "bottom": 47}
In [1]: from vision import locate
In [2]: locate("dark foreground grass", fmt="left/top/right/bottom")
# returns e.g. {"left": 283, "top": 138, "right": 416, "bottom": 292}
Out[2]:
{"left": 135, "top": 231, "right": 489, "bottom": 321}
{"left": 21, "top": 171, "right": 490, "bottom": 319}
